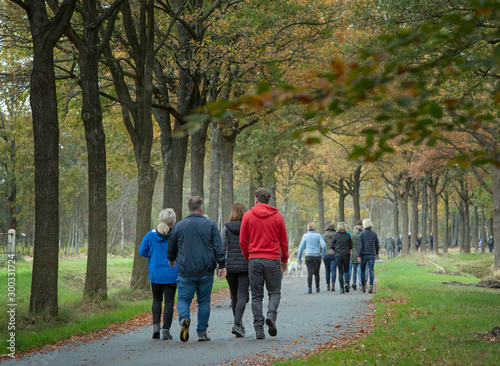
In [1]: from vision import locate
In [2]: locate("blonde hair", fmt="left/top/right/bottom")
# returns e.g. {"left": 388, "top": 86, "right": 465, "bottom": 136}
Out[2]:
{"left": 337, "top": 222, "right": 347, "bottom": 233}
{"left": 307, "top": 222, "right": 316, "bottom": 231}
{"left": 362, "top": 218, "right": 373, "bottom": 229}
{"left": 157, "top": 208, "right": 176, "bottom": 235}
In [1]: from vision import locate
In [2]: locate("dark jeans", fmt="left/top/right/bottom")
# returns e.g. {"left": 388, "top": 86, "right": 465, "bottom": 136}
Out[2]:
{"left": 177, "top": 275, "right": 214, "bottom": 334}
{"left": 226, "top": 273, "right": 250, "bottom": 326}
{"left": 323, "top": 254, "right": 337, "bottom": 285}
{"left": 335, "top": 255, "right": 350, "bottom": 288}
{"left": 248, "top": 258, "right": 282, "bottom": 327}
{"left": 360, "top": 255, "right": 376, "bottom": 286}
{"left": 151, "top": 282, "right": 177, "bottom": 330}
{"left": 305, "top": 256, "right": 322, "bottom": 290}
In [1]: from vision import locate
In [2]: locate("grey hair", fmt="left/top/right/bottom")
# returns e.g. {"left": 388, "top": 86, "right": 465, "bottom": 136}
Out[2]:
{"left": 354, "top": 225, "right": 363, "bottom": 232}
{"left": 336, "top": 222, "right": 347, "bottom": 233}
{"left": 157, "top": 208, "right": 176, "bottom": 235}
{"left": 362, "top": 218, "right": 374, "bottom": 229}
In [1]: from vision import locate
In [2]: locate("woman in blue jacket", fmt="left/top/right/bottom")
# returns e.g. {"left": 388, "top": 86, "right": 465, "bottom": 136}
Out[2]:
{"left": 298, "top": 222, "right": 327, "bottom": 294}
{"left": 139, "top": 208, "right": 178, "bottom": 340}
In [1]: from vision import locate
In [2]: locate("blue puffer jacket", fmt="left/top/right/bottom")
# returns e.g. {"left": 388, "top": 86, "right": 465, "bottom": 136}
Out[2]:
{"left": 167, "top": 213, "right": 226, "bottom": 277}
{"left": 139, "top": 229, "right": 178, "bottom": 284}
{"left": 357, "top": 228, "right": 380, "bottom": 257}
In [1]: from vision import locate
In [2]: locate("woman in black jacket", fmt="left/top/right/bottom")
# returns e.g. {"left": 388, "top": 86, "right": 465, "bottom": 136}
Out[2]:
{"left": 331, "top": 222, "right": 352, "bottom": 294}
{"left": 221, "top": 203, "right": 249, "bottom": 338}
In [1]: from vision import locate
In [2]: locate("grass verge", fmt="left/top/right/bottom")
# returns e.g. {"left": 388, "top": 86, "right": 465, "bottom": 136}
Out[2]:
{"left": 0, "top": 257, "right": 228, "bottom": 355}
{"left": 274, "top": 253, "right": 499, "bottom": 365}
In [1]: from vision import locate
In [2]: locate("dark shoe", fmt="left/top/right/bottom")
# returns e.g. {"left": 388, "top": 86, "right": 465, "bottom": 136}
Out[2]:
{"left": 332, "top": 284, "right": 335, "bottom": 292}
{"left": 152, "top": 324, "right": 160, "bottom": 339}
{"left": 180, "top": 318, "right": 190, "bottom": 342}
{"left": 316, "top": 287, "right": 320, "bottom": 293}
{"left": 352, "top": 285, "right": 356, "bottom": 291}
{"left": 327, "top": 283, "right": 330, "bottom": 291}
{"left": 198, "top": 332, "right": 211, "bottom": 341}
{"left": 255, "top": 326, "right": 265, "bottom": 339}
{"left": 368, "top": 285, "right": 373, "bottom": 293}
{"left": 308, "top": 288, "right": 312, "bottom": 294}
{"left": 361, "top": 285, "right": 366, "bottom": 293}
{"left": 340, "top": 287, "right": 345, "bottom": 294}
{"left": 266, "top": 318, "right": 277, "bottom": 337}
{"left": 162, "top": 329, "right": 172, "bottom": 340}
{"left": 232, "top": 324, "right": 245, "bottom": 338}
{"left": 345, "top": 285, "right": 350, "bottom": 293}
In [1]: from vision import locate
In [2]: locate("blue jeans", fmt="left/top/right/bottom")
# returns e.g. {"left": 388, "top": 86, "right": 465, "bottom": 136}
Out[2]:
{"left": 388, "top": 249, "right": 395, "bottom": 259}
{"left": 177, "top": 275, "right": 214, "bottom": 334}
{"left": 360, "top": 255, "right": 376, "bottom": 286}
{"left": 248, "top": 258, "right": 282, "bottom": 327}
{"left": 350, "top": 263, "right": 359, "bottom": 287}
{"left": 323, "top": 254, "right": 337, "bottom": 285}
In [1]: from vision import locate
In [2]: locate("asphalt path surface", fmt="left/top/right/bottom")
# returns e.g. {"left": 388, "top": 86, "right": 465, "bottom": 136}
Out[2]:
{"left": 5, "top": 265, "right": 374, "bottom": 366}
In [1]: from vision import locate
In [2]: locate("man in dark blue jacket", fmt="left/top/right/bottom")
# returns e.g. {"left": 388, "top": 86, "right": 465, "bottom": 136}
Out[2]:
{"left": 168, "top": 196, "right": 226, "bottom": 342}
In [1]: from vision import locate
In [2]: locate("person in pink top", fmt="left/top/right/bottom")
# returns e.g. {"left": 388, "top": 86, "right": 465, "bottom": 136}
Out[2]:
{"left": 240, "top": 188, "right": 289, "bottom": 339}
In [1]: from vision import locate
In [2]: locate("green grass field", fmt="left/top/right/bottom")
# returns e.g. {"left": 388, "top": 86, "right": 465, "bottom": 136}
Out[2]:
{"left": 275, "top": 253, "right": 499, "bottom": 365}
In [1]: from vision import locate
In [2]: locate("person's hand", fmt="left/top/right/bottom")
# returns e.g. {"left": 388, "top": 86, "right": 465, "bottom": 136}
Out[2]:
{"left": 218, "top": 268, "right": 227, "bottom": 279}
{"left": 280, "top": 262, "right": 288, "bottom": 273}
{"left": 357, "top": 257, "right": 361, "bottom": 263}
{"left": 169, "top": 261, "right": 175, "bottom": 267}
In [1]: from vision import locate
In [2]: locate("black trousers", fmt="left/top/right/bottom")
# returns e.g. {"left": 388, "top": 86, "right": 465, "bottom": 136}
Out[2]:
{"left": 151, "top": 282, "right": 177, "bottom": 329}
{"left": 226, "top": 272, "right": 250, "bottom": 326}
{"left": 305, "top": 256, "right": 322, "bottom": 290}
{"left": 335, "top": 255, "right": 350, "bottom": 288}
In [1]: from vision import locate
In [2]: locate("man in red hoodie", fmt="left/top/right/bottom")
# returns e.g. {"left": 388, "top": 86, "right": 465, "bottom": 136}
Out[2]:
{"left": 240, "top": 188, "right": 289, "bottom": 339}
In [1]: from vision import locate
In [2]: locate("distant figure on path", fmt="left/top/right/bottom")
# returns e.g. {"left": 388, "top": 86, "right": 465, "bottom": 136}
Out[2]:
{"left": 385, "top": 234, "right": 395, "bottom": 259}
{"left": 322, "top": 223, "right": 337, "bottom": 291}
{"left": 298, "top": 222, "right": 326, "bottom": 294}
{"left": 331, "top": 222, "right": 352, "bottom": 294}
{"left": 350, "top": 225, "right": 362, "bottom": 291}
{"left": 221, "top": 203, "right": 250, "bottom": 338}
{"left": 240, "top": 188, "right": 289, "bottom": 339}
{"left": 167, "top": 196, "right": 226, "bottom": 342}
{"left": 397, "top": 234, "right": 402, "bottom": 254}
{"left": 488, "top": 236, "right": 494, "bottom": 254}
{"left": 357, "top": 219, "right": 380, "bottom": 294}
{"left": 139, "top": 208, "right": 177, "bottom": 340}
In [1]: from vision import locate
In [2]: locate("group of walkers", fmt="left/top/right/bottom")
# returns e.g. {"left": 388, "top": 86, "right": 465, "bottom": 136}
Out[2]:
{"left": 297, "top": 219, "right": 380, "bottom": 295}
{"left": 139, "top": 188, "right": 289, "bottom": 342}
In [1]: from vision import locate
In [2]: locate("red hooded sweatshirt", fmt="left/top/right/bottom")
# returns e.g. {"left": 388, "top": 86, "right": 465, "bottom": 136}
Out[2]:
{"left": 239, "top": 204, "right": 289, "bottom": 263}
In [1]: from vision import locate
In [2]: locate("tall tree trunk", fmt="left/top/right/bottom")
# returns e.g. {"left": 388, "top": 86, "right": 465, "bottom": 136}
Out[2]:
{"left": 473, "top": 206, "right": 479, "bottom": 252}
{"left": 338, "top": 178, "right": 345, "bottom": 223}
{"left": 492, "top": 165, "right": 500, "bottom": 269}
{"left": 443, "top": 192, "right": 449, "bottom": 253}
{"left": 248, "top": 173, "right": 255, "bottom": 209}
{"left": 481, "top": 204, "right": 487, "bottom": 254}
{"left": 75, "top": 0, "right": 108, "bottom": 300}
{"left": 316, "top": 178, "right": 325, "bottom": 233}
{"left": 220, "top": 128, "right": 236, "bottom": 223}
{"left": 421, "top": 177, "right": 428, "bottom": 252}
{"left": 391, "top": 193, "right": 399, "bottom": 242}
{"left": 351, "top": 166, "right": 361, "bottom": 223}
{"left": 191, "top": 120, "right": 210, "bottom": 198}
{"left": 410, "top": 180, "right": 419, "bottom": 253}
{"left": 24, "top": 0, "right": 76, "bottom": 316}
{"left": 209, "top": 122, "right": 222, "bottom": 225}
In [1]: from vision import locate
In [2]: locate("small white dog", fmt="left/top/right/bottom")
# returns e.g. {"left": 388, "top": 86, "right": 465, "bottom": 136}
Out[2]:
{"left": 287, "top": 261, "right": 303, "bottom": 277}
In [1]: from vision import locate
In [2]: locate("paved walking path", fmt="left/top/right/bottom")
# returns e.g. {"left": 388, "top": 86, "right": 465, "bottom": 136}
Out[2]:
{"left": 5, "top": 267, "right": 374, "bottom": 366}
